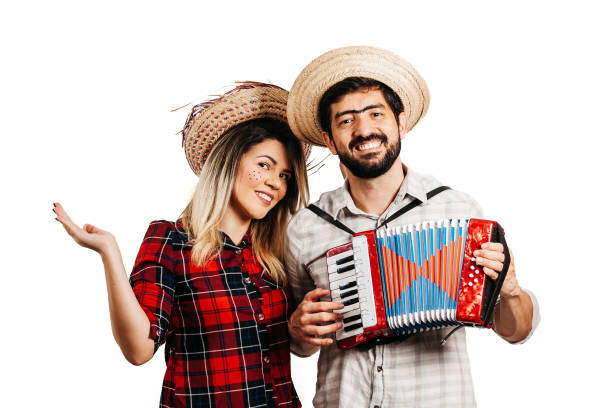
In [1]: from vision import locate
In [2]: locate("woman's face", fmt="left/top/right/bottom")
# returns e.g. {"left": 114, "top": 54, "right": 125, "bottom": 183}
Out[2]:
{"left": 229, "top": 138, "right": 293, "bottom": 222}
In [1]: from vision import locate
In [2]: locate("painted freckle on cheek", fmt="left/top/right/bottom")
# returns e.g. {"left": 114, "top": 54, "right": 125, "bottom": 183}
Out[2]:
{"left": 248, "top": 170, "right": 262, "bottom": 182}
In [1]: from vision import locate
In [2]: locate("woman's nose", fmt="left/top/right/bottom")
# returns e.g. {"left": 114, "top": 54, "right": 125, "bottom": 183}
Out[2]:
{"left": 265, "top": 173, "right": 281, "bottom": 189}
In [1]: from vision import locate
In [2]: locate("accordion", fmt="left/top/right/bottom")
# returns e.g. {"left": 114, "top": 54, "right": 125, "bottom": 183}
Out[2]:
{"left": 326, "top": 218, "right": 509, "bottom": 349}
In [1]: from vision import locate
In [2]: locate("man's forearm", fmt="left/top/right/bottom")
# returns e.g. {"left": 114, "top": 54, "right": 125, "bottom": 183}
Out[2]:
{"left": 493, "top": 288, "right": 534, "bottom": 343}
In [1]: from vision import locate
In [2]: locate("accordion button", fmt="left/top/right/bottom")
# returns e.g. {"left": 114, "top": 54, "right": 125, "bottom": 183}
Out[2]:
{"left": 469, "top": 273, "right": 474, "bottom": 278}
{"left": 473, "top": 278, "right": 478, "bottom": 283}
{"left": 470, "top": 265, "right": 475, "bottom": 270}
{"left": 475, "top": 270, "right": 480, "bottom": 274}
{"left": 468, "top": 282, "right": 473, "bottom": 286}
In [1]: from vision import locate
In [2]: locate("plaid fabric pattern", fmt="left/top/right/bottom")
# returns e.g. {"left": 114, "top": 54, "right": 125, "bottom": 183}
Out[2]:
{"left": 285, "top": 167, "right": 540, "bottom": 408}
{"left": 130, "top": 220, "right": 300, "bottom": 408}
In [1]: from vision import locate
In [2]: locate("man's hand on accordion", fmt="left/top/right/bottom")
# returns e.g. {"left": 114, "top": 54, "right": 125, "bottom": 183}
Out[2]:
{"left": 474, "top": 242, "right": 534, "bottom": 343}
{"left": 289, "top": 288, "right": 345, "bottom": 347}
{"left": 473, "top": 242, "right": 521, "bottom": 298}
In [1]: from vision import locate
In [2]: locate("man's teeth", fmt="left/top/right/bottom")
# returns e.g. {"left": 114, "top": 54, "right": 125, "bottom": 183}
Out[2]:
{"left": 356, "top": 141, "right": 381, "bottom": 151}
{"left": 256, "top": 192, "right": 272, "bottom": 202}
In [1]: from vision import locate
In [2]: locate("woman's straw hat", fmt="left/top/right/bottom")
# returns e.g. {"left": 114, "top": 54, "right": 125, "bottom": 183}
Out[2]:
{"left": 182, "top": 82, "right": 309, "bottom": 175}
{"left": 287, "top": 46, "right": 430, "bottom": 146}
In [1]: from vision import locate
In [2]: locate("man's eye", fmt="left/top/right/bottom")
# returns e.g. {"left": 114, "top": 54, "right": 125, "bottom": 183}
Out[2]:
{"left": 372, "top": 112, "right": 382, "bottom": 117}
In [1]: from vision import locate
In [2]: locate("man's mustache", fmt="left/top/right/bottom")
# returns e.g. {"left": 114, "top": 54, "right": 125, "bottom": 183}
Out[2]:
{"left": 348, "top": 134, "right": 388, "bottom": 151}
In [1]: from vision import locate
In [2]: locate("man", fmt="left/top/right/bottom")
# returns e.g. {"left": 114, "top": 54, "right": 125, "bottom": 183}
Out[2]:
{"left": 284, "top": 46, "right": 540, "bottom": 407}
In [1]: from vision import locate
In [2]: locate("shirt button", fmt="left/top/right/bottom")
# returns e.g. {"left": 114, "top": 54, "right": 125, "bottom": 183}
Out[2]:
{"left": 257, "top": 313, "right": 265, "bottom": 321}
{"left": 263, "top": 356, "right": 270, "bottom": 364}
{"left": 235, "top": 249, "right": 242, "bottom": 254}
{"left": 156, "top": 328, "right": 161, "bottom": 336}
{"left": 374, "top": 405, "right": 381, "bottom": 408}
{"left": 377, "top": 366, "right": 383, "bottom": 372}
{"left": 244, "top": 277, "right": 252, "bottom": 284}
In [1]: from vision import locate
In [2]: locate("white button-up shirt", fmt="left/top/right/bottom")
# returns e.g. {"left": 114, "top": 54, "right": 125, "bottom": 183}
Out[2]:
{"left": 285, "top": 167, "right": 540, "bottom": 408}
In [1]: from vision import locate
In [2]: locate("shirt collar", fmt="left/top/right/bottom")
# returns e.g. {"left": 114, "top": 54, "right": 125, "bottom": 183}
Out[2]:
{"left": 220, "top": 229, "right": 252, "bottom": 250}
{"left": 173, "top": 219, "right": 252, "bottom": 250}
{"left": 328, "top": 164, "right": 429, "bottom": 219}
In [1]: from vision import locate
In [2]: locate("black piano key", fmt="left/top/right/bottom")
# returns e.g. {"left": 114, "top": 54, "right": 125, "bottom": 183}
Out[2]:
{"left": 344, "top": 322, "right": 363, "bottom": 332}
{"left": 338, "top": 281, "right": 357, "bottom": 291}
{"left": 335, "top": 255, "right": 354, "bottom": 265}
{"left": 343, "top": 314, "right": 361, "bottom": 324}
{"left": 342, "top": 297, "right": 359, "bottom": 307}
{"left": 337, "top": 264, "right": 354, "bottom": 274}
{"left": 340, "top": 289, "right": 359, "bottom": 299}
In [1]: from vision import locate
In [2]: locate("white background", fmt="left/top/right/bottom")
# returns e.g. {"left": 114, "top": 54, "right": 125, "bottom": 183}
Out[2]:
{"left": 2, "top": 1, "right": 610, "bottom": 406}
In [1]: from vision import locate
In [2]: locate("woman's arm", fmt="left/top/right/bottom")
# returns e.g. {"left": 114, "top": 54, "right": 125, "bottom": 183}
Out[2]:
{"left": 53, "top": 203, "right": 155, "bottom": 365}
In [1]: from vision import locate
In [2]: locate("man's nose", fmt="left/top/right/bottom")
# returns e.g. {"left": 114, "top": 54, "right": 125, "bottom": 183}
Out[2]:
{"left": 352, "top": 115, "right": 374, "bottom": 137}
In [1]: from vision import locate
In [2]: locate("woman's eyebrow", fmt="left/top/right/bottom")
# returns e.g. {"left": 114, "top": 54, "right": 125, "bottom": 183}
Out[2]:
{"left": 257, "top": 155, "right": 277, "bottom": 165}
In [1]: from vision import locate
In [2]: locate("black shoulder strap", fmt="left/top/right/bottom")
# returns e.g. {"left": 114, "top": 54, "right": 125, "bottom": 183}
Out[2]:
{"left": 378, "top": 185, "right": 450, "bottom": 229}
{"left": 306, "top": 186, "right": 451, "bottom": 234}
{"left": 306, "top": 204, "right": 356, "bottom": 235}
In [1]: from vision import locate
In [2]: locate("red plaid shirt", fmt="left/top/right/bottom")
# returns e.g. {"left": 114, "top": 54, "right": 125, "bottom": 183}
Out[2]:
{"left": 130, "top": 220, "right": 300, "bottom": 408}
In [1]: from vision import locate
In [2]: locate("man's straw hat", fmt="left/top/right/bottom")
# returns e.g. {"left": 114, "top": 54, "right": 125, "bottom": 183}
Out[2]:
{"left": 287, "top": 46, "right": 430, "bottom": 146}
{"left": 182, "top": 82, "right": 309, "bottom": 175}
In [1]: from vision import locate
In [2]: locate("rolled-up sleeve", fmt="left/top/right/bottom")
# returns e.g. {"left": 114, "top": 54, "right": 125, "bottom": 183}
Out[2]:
{"left": 129, "top": 221, "right": 176, "bottom": 352}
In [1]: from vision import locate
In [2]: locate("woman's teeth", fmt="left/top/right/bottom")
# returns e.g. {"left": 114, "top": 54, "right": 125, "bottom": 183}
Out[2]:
{"left": 256, "top": 192, "right": 272, "bottom": 203}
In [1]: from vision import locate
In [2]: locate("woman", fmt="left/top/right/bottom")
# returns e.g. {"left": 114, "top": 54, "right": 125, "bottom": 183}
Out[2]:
{"left": 54, "top": 83, "right": 309, "bottom": 407}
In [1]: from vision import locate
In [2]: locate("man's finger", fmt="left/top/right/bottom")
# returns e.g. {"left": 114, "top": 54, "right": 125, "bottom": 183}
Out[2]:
{"left": 476, "top": 257, "right": 503, "bottom": 272}
{"left": 301, "top": 322, "right": 342, "bottom": 337}
{"left": 482, "top": 267, "right": 499, "bottom": 280}
{"left": 300, "top": 311, "right": 341, "bottom": 325}
{"left": 301, "top": 336, "right": 334, "bottom": 346}
{"left": 481, "top": 242, "right": 503, "bottom": 252}
{"left": 473, "top": 249, "right": 504, "bottom": 262}
{"left": 303, "top": 301, "right": 344, "bottom": 313}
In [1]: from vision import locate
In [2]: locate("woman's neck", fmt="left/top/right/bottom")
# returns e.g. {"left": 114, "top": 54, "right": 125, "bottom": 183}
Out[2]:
{"left": 345, "top": 159, "right": 405, "bottom": 216}
{"left": 218, "top": 207, "right": 251, "bottom": 246}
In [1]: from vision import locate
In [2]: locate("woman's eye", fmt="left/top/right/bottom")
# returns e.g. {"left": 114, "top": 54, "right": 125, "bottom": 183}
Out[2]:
{"left": 280, "top": 173, "right": 291, "bottom": 181}
{"left": 258, "top": 162, "right": 270, "bottom": 169}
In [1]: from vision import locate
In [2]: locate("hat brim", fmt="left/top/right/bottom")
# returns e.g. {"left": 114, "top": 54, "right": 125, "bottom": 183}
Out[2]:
{"left": 287, "top": 46, "right": 430, "bottom": 146}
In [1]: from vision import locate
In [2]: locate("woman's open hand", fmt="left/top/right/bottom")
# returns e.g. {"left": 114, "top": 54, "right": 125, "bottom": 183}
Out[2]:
{"left": 53, "top": 202, "right": 117, "bottom": 254}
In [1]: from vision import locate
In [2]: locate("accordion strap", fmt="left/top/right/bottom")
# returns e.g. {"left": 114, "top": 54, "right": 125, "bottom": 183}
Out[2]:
{"left": 306, "top": 185, "right": 451, "bottom": 234}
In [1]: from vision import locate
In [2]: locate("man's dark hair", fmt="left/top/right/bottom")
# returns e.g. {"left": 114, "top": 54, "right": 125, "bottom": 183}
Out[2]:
{"left": 317, "top": 77, "right": 404, "bottom": 135}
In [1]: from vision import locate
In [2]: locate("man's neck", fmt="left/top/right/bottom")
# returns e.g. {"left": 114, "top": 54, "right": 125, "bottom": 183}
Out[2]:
{"left": 345, "top": 160, "right": 405, "bottom": 216}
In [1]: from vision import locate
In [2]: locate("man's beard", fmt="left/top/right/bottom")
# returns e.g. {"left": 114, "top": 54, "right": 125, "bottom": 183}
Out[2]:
{"left": 335, "top": 133, "right": 401, "bottom": 179}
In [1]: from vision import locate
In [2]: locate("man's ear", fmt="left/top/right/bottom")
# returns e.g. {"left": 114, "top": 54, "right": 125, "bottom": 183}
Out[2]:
{"left": 398, "top": 112, "right": 409, "bottom": 140}
{"left": 322, "top": 131, "right": 338, "bottom": 155}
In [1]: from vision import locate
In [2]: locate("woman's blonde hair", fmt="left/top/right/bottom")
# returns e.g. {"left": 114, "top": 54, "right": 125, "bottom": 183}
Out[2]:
{"left": 181, "top": 118, "right": 309, "bottom": 284}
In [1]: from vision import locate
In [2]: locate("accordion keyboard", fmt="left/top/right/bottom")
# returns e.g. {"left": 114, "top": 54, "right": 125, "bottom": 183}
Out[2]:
{"left": 327, "top": 235, "right": 377, "bottom": 341}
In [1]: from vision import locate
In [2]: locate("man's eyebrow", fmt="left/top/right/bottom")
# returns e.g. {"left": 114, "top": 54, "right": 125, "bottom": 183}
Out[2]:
{"left": 257, "top": 155, "right": 277, "bottom": 165}
{"left": 334, "top": 104, "right": 385, "bottom": 120}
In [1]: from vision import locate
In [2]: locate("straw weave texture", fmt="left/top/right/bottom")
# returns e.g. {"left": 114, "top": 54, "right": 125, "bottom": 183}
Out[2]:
{"left": 287, "top": 46, "right": 430, "bottom": 146}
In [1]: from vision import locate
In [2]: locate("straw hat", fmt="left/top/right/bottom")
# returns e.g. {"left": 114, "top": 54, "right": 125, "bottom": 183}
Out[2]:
{"left": 287, "top": 46, "right": 430, "bottom": 146}
{"left": 182, "top": 82, "right": 310, "bottom": 175}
